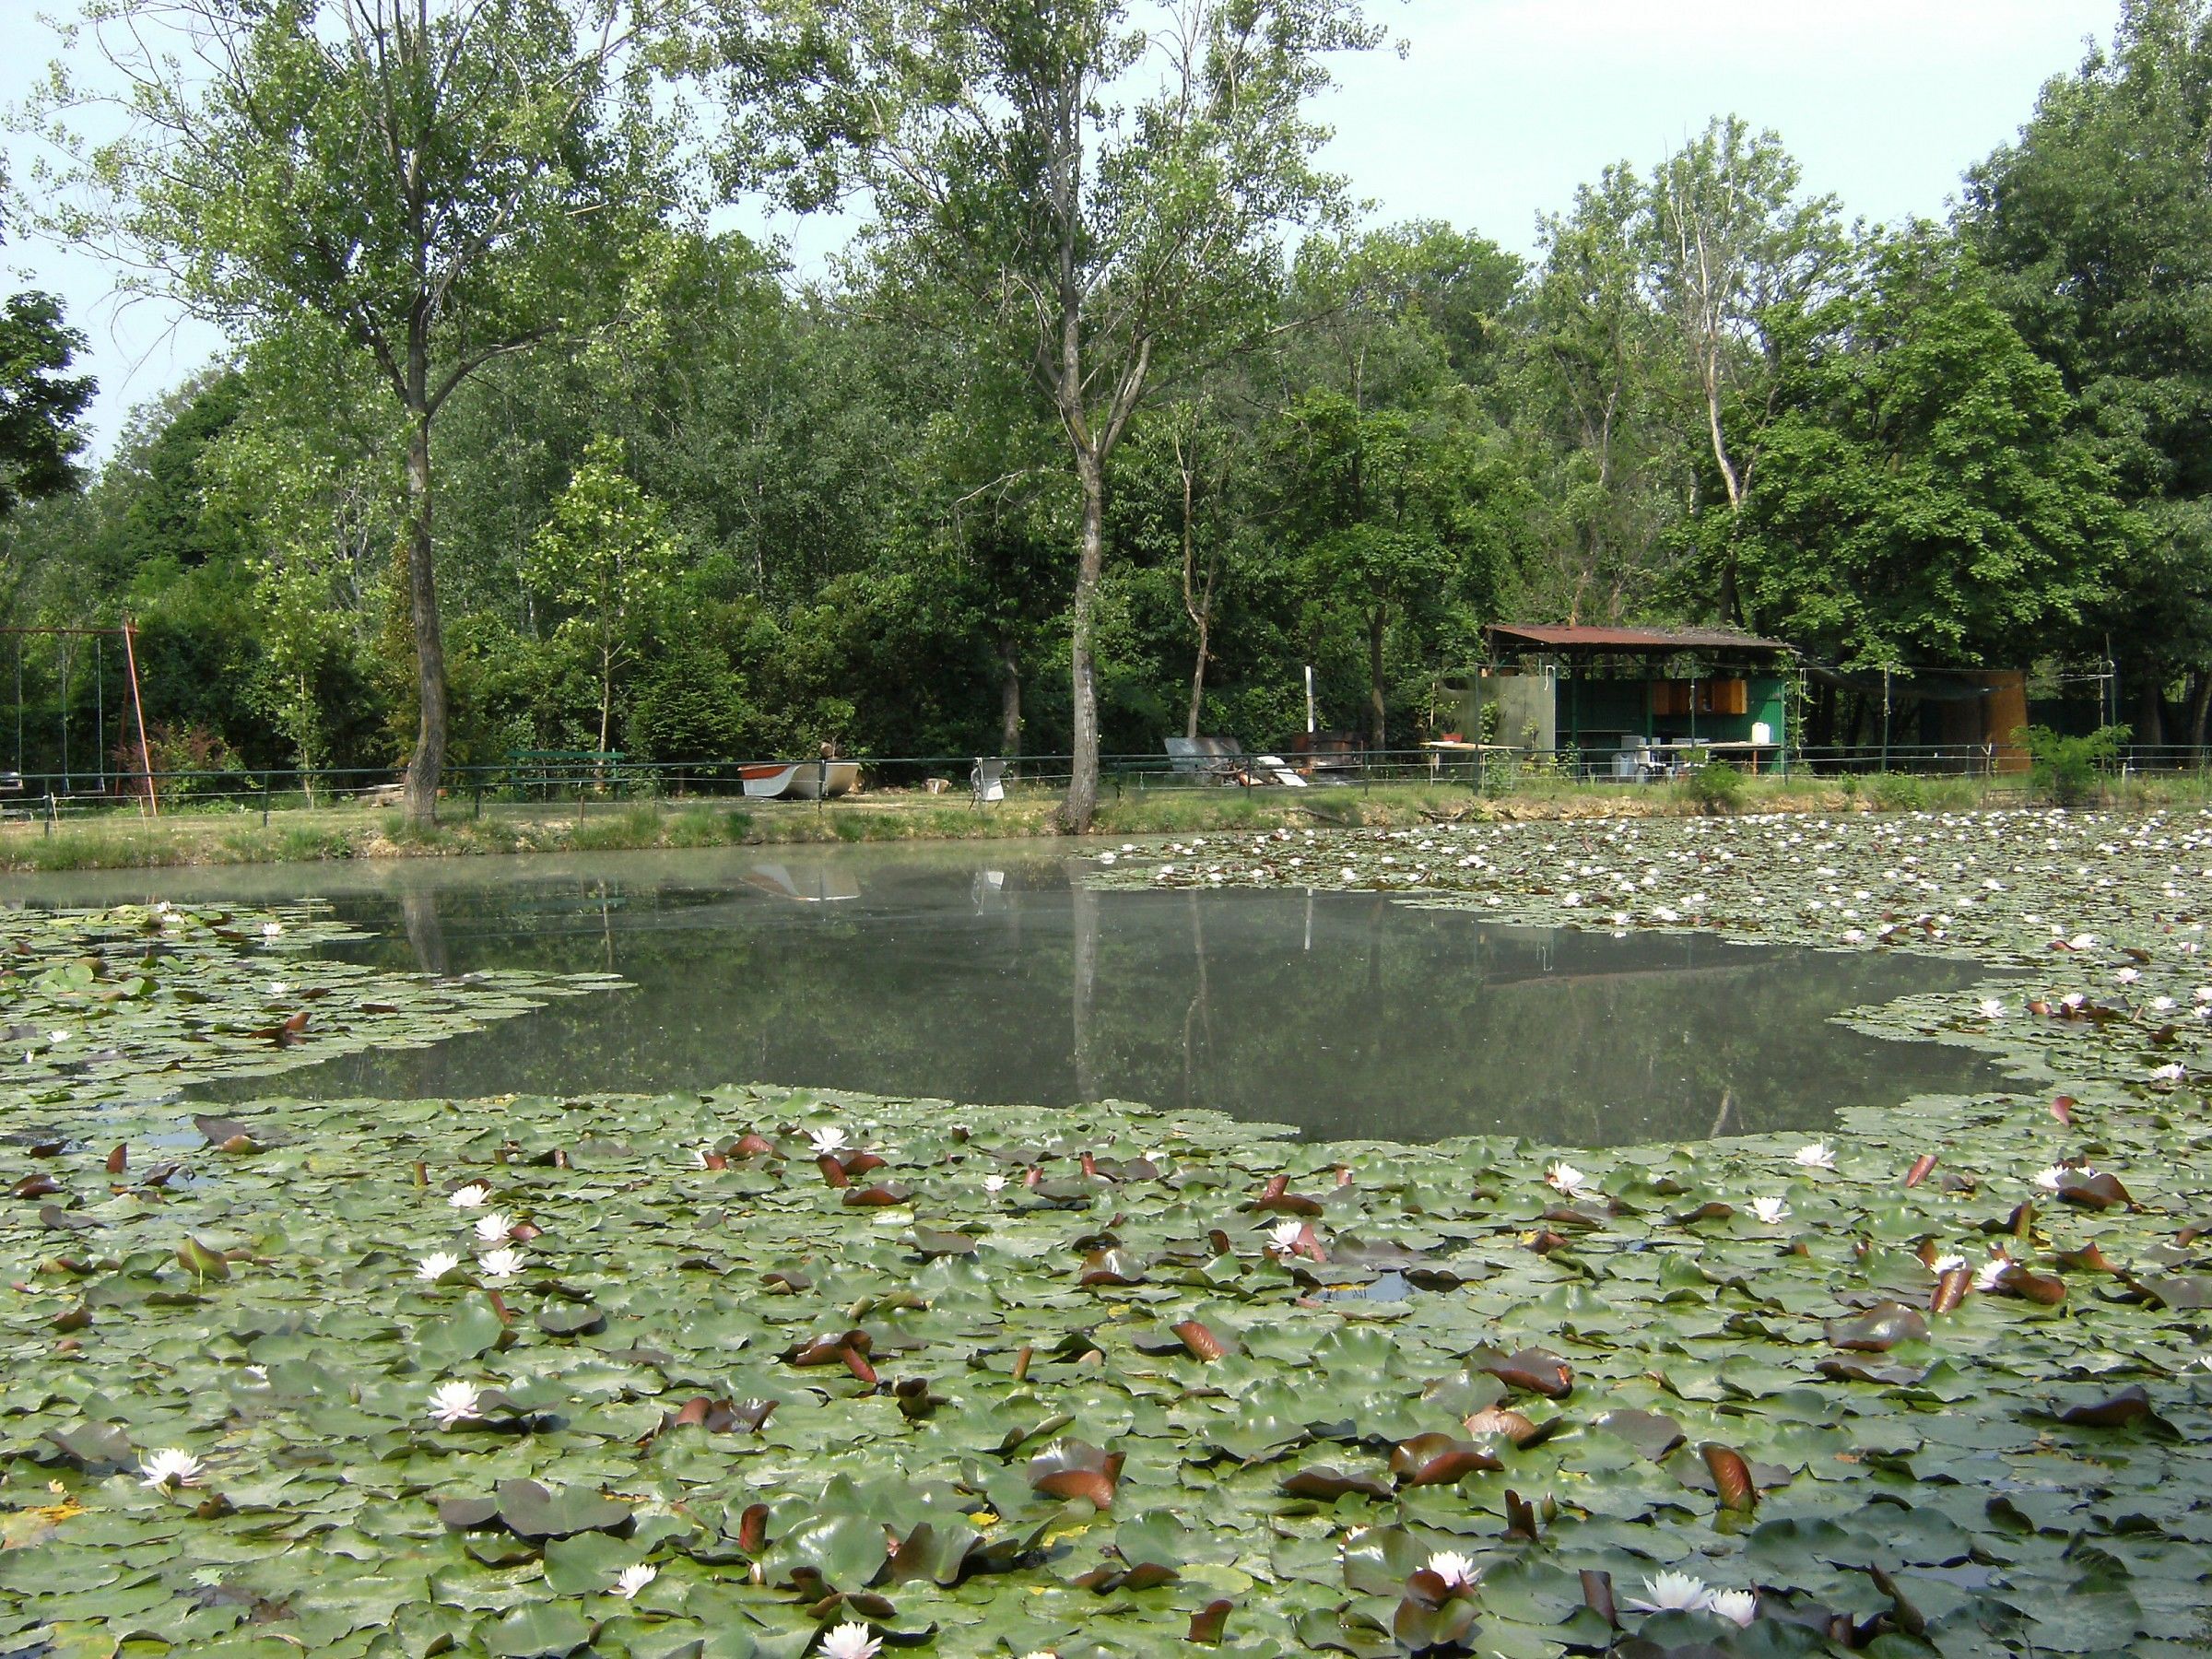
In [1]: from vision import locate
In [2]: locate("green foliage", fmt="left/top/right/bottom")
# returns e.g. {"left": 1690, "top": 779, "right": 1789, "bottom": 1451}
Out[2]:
{"left": 525, "top": 435, "right": 682, "bottom": 754}
{"left": 0, "top": 288, "right": 95, "bottom": 516}
{"left": 1735, "top": 227, "right": 2124, "bottom": 667}
{"left": 1678, "top": 758, "right": 1747, "bottom": 813}
{"left": 2018, "top": 722, "right": 2130, "bottom": 805}
{"left": 1963, "top": 1, "right": 2212, "bottom": 730}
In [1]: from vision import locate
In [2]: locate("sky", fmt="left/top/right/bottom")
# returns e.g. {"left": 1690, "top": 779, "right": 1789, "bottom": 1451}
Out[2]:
{"left": 0, "top": 0, "right": 2117, "bottom": 455}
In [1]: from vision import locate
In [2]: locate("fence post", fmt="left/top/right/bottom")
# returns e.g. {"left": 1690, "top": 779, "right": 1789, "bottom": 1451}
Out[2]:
{"left": 262, "top": 773, "right": 270, "bottom": 828}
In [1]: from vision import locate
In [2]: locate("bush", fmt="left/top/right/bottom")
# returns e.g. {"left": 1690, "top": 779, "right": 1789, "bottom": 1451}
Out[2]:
{"left": 1680, "top": 759, "right": 1747, "bottom": 814}
{"left": 1870, "top": 772, "right": 1926, "bottom": 811}
{"left": 2018, "top": 724, "right": 2129, "bottom": 806}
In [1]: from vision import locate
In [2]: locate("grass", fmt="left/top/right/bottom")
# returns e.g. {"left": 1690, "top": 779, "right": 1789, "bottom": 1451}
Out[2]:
{"left": 5, "top": 766, "right": 2212, "bottom": 875}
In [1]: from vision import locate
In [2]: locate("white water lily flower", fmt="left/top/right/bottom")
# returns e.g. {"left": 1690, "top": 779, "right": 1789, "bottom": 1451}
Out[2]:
{"left": 478, "top": 1248, "right": 524, "bottom": 1280}
{"left": 261, "top": 920, "right": 284, "bottom": 940}
{"left": 1626, "top": 1571, "right": 1712, "bottom": 1613}
{"left": 1749, "top": 1196, "right": 1792, "bottom": 1225}
{"left": 416, "top": 1251, "right": 461, "bottom": 1283}
{"left": 1097, "top": 852, "right": 1116, "bottom": 865}
{"left": 266, "top": 981, "right": 289, "bottom": 996}
{"left": 982, "top": 1174, "right": 1007, "bottom": 1194}
{"left": 1978, "top": 998, "right": 2006, "bottom": 1019}
{"left": 2152, "top": 995, "right": 2176, "bottom": 1012}
{"left": 428, "top": 1380, "right": 483, "bottom": 1429}
{"left": 2116, "top": 967, "right": 2141, "bottom": 984}
{"left": 45, "top": 1029, "right": 68, "bottom": 1044}
{"left": 2151, "top": 1062, "right": 2186, "bottom": 1082}
{"left": 1794, "top": 1141, "right": 1836, "bottom": 1171}
{"left": 2066, "top": 932, "right": 2099, "bottom": 950}
{"left": 1545, "top": 1160, "right": 1595, "bottom": 1199}
{"left": 806, "top": 1126, "right": 852, "bottom": 1157}
{"left": 1425, "top": 1550, "right": 1480, "bottom": 1590}
{"left": 1932, "top": 1253, "right": 1968, "bottom": 1274}
{"left": 1265, "top": 1219, "right": 1307, "bottom": 1255}
{"left": 446, "top": 1183, "right": 490, "bottom": 1209}
{"left": 612, "top": 1563, "right": 657, "bottom": 1599}
{"left": 1973, "top": 1258, "right": 2010, "bottom": 1292}
{"left": 817, "top": 1622, "right": 881, "bottom": 1659}
{"left": 2032, "top": 1165, "right": 2073, "bottom": 1192}
{"left": 1706, "top": 1588, "right": 1757, "bottom": 1628}
{"left": 1841, "top": 928, "right": 1865, "bottom": 944}
{"left": 138, "top": 1447, "right": 205, "bottom": 1488}
{"left": 473, "top": 1211, "right": 516, "bottom": 1242}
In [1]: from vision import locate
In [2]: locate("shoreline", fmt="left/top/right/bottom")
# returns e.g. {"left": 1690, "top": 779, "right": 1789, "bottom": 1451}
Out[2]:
{"left": 4, "top": 770, "right": 2190, "bottom": 875}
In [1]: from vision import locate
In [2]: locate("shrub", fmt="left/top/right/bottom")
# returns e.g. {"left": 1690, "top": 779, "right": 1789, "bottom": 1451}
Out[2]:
{"left": 1680, "top": 758, "right": 1747, "bottom": 814}
{"left": 1870, "top": 772, "right": 1926, "bottom": 811}
{"left": 2018, "top": 724, "right": 2129, "bottom": 806}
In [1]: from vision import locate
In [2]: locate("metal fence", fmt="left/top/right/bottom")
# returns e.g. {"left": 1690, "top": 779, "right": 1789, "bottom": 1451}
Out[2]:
{"left": 0, "top": 738, "right": 2206, "bottom": 826}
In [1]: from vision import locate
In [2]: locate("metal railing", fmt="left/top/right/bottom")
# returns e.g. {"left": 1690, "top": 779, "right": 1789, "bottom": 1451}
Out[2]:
{"left": 0, "top": 738, "right": 2205, "bottom": 828}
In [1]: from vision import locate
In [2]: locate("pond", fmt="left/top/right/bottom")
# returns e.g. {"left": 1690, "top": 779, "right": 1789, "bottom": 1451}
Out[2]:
{"left": 4, "top": 843, "right": 2016, "bottom": 1144}
{"left": 17, "top": 844, "right": 2026, "bottom": 1141}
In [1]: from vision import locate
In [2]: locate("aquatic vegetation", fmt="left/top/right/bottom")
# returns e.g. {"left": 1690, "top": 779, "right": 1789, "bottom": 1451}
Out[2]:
{"left": 0, "top": 900, "right": 626, "bottom": 1105}
{"left": 3, "top": 1066, "right": 2208, "bottom": 1657}
{"left": 2, "top": 851, "right": 2210, "bottom": 1656}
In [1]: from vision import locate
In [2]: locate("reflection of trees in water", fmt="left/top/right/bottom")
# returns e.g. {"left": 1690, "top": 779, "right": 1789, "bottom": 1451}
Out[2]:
{"left": 282, "top": 872, "right": 2010, "bottom": 1147}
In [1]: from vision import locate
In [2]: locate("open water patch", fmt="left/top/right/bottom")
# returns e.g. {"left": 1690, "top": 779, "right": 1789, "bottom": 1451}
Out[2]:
{"left": 10, "top": 844, "right": 2021, "bottom": 1144}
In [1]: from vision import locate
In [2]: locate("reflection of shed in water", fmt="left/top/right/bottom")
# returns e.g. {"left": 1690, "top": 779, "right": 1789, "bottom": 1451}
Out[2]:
{"left": 742, "top": 862, "right": 862, "bottom": 903}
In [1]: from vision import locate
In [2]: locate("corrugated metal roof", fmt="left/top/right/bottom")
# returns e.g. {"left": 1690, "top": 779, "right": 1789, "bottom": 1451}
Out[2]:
{"left": 1487, "top": 623, "right": 1793, "bottom": 654}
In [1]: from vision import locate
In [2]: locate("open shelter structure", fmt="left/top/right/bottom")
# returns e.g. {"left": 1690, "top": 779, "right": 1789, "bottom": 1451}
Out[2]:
{"left": 1447, "top": 624, "right": 1797, "bottom": 774}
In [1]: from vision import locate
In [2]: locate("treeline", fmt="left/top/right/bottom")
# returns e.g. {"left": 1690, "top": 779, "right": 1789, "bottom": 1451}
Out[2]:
{"left": 5, "top": 0, "right": 2211, "bottom": 798}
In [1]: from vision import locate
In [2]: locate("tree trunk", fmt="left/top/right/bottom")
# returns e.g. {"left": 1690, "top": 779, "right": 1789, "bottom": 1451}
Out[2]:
{"left": 2187, "top": 670, "right": 2212, "bottom": 751}
{"left": 1178, "top": 429, "right": 1210, "bottom": 742}
{"left": 2136, "top": 673, "right": 2167, "bottom": 748}
{"left": 597, "top": 644, "right": 614, "bottom": 782}
{"left": 1367, "top": 609, "right": 1387, "bottom": 752}
{"left": 1185, "top": 618, "right": 1210, "bottom": 742}
{"left": 1060, "top": 450, "right": 1106, "bottom": 831}
{"left": 998, "top": 636, "right": 1021, "bottom": 759}
{"left": 400, "top": 406, "right": 448, "bottom": 823}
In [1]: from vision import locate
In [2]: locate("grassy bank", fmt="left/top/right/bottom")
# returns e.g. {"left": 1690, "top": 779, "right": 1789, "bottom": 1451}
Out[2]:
{"left": 4, "top": 768, "right": 2210, "bottom": 873}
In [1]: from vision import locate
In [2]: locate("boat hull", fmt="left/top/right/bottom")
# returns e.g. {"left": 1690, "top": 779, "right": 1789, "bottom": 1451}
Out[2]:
{"left": 784, "top": 760, "right": 860, "bottom": 799}
{"left": 739, "top": 764, "right": 801, "bottom": 799}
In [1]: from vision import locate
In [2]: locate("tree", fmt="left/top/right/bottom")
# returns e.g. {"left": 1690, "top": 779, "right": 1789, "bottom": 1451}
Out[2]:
{"left": 1522, "top": 166, "right": 1680, "bottom": 624}
{"left": 1642, "top": 117, "right": 1843, "bottom": 620}
{"left": 525, "top": 434, "right": 680, "bottom": 758}
{"left": 1961, "top": 0, "right": 2212, "bottom": 742}
{"left": 1268, "top": 389, "right": 1470, "bottom": 750}
{"left": 40, "top": 0, "right": 681, "bottom": 818}
{"left": 736, "top": 0, "right": 1379, "bottom": 828}
{"left": 1732, "top": 226, "right": 2124, "bottom": 670}
{"left": 0, "top": 290, "right": 97, "bottom": 520}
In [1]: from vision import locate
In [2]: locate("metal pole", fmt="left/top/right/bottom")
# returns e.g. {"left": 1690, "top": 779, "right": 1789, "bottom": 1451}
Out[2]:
{"left": 122, "top": 619, "right": 158, "bottom": 818}
{"left": 1881, "top": 668, "right": 1891, "bottom": 774}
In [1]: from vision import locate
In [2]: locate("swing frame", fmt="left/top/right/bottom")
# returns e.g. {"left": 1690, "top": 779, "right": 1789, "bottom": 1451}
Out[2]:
{"left": 0, "top": 619, "right": 160, "bottom": 817}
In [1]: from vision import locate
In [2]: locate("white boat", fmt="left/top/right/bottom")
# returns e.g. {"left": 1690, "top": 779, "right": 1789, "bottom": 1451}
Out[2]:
{"left": 739, "top": 762, "right": 802, "bottom": 798}
{"left": 786, "top": 759, "right": 860, "bottom": 799}
{"left": 739, "top": 760, "right": 859, "bottom": 799}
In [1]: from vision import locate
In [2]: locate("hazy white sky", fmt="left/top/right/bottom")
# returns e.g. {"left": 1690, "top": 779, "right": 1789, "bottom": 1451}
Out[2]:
{"left": 1, "top": 0, "right": 2115, "bottom": 452}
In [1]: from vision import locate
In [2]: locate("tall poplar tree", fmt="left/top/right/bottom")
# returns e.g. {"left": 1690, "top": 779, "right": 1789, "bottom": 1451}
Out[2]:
{"left": 732, "top": 0, "right": 1377, "bottom": 828}
{"left": 39, "top": 0, "right": 683, "bottom": 817}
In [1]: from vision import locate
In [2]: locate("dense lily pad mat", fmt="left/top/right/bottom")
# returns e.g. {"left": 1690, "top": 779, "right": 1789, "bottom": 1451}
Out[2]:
{"left": 0, "top": 900, "right": 626, "bottom": 1106}
{"left": 4, "top": 1070, "right": 2210, "bottom": 1659}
